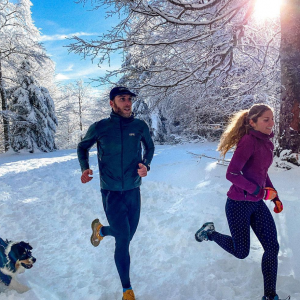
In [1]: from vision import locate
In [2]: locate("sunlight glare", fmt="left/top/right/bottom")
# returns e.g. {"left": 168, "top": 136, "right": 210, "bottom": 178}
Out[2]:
{"left": 254, "top": 0, "right": 282, "bottom": 21}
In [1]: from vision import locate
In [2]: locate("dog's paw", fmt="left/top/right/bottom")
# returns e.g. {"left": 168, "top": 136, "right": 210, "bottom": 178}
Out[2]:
{"left": 8, "top": 279, "right": 30, "bottom": 293}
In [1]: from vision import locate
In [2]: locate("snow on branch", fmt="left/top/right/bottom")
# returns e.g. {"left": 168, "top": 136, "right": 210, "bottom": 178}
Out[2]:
{"left": 144, "top": 0, "right": 250, "bottom": 26}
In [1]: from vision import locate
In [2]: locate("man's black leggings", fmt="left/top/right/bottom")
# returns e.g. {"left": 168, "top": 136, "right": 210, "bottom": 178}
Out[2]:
{"left": 101, "top": 187, "right": 141, "bottom": 289}
{"left": 210, "top": 198, "right": 279, "bottom": 298}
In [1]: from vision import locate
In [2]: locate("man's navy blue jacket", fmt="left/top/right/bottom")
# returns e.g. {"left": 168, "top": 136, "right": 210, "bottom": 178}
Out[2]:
{"left": 77, "top": 111, "right": 155, "bottom": 191}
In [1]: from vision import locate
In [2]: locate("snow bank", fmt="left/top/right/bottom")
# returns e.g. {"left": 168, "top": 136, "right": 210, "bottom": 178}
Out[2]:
{"left": 0, "top": 143, "right": 299, "bottom": 300}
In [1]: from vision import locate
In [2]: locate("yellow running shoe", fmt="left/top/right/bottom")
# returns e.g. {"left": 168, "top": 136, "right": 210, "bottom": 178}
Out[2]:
{"left": 122, "top": 289, "right": 135, "bottom": 300}
{"left": 90, "top": 218, "right": 103, "bottom": 247}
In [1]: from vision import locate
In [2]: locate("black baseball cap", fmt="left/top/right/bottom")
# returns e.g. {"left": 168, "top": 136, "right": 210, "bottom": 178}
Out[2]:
{"left": 109, "top": 86, "right": 136, "bottom": 100}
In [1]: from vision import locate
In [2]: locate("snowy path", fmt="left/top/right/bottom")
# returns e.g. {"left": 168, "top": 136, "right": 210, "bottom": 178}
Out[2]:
{"left": 0, "top": 143, "right": 299, "bottom": 300}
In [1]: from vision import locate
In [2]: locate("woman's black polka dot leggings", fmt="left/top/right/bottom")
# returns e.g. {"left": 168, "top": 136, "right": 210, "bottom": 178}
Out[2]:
{"left": 210, "top": 198, "right": 279, "bottom": 298}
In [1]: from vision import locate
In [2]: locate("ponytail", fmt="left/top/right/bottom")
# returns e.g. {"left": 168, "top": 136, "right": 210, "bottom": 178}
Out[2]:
{"left": 217, "top": 104, "right": 273, "bottom": 157}
{"left": 217, "top": 110, "right": 250, "bottom": 157}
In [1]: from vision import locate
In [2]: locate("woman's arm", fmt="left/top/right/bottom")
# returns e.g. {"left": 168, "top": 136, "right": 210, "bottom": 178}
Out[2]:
{"left": 226, "top": 135, "right": 259, "bottom": 194}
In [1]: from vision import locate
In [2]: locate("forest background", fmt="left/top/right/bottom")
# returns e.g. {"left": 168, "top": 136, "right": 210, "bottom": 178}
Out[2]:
{"left": 0, "top": 0, "right": 300, "bottom": 167}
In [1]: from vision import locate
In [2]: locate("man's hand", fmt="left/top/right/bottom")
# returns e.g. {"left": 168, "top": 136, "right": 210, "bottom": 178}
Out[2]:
{"left": 137, "top": 163, "right": 147, "bottom": 177}
{"left": 81, "top": 169, "right": 93, "bottom": 183}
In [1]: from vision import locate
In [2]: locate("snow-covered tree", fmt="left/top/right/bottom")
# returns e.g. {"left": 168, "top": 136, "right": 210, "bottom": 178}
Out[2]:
{"left": 69, "top": 0, "right": 282, "bottom": 143}
{"left": 8, "top": 60, "right": 57, "bottom": 152}
{"left": 0, "top": 0, "right": 48, "bottom": 152}
{"left": 70, "top": 0, "right": 279, "bottom": 95}
{"left": 55, "top": 81, "right": 110, "bottom": 149}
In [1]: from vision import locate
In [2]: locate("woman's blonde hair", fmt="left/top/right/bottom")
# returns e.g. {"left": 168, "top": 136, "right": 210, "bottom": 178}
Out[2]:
{"left": 217, "top": 104, "right": 273, "bottom": 157}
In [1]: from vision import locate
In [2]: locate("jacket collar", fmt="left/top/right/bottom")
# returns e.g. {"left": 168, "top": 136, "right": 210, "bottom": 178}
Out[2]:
{"left": 249, "top": 129, "right": 274, "bottom": 140}
{"left": 110, "top": 110, "right": 135, "bottom": 123}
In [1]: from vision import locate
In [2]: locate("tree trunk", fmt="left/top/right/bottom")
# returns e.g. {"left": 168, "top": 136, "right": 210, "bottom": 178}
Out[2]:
{"left": 279, "top": 0, "right": 300, "bottom": 153}
{"left": 0, "top": 57, "right": 10, "bottom": 152}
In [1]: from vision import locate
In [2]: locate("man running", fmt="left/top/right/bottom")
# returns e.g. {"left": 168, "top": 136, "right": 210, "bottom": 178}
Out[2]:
{"left": 77, "top": 86, "right": 155, "bottom": 300}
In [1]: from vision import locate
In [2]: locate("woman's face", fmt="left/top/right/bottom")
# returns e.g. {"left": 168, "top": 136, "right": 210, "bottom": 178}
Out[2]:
{"left": 249, "top": 109, "right": 274, "bottom": 135}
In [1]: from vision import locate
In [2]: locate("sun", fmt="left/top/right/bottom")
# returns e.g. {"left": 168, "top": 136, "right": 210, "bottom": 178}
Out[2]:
{"left": 253, "top": 0, "right": 282, "bottom": 21}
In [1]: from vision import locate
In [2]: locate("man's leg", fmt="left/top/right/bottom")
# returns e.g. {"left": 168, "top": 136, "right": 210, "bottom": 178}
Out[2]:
{"left": 124, "top": 187, "right": 141, "bottom": 241}
{"left": 100, "top": 188, "right": 141, "bottom": 289}
{"left": 210, "top": 198, "right": 257, "bottom": 259}
{"left": 250, "top": 200, "right": 279, "bottom": 298}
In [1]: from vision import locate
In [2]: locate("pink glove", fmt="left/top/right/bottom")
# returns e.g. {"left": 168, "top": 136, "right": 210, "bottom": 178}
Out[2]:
{"left": 262, "top": 187, "right": 277, "bottom": 200}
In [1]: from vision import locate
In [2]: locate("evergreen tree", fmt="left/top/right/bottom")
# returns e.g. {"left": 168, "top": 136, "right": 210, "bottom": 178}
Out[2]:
{"left": 8, "top": 60, "right": 57, "bottom": 152}
{"left": 0, "top": 0, "right": 48, "bottom": 152}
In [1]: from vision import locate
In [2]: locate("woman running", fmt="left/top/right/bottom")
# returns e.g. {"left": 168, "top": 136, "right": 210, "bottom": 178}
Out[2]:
{"left": 195, "top": 104, "right": 287, "bottom": 300}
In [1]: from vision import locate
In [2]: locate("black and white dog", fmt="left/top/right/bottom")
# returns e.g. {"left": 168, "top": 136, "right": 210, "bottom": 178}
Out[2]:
{"left": 0, "top": 238, "right": 36, "bottom": 293}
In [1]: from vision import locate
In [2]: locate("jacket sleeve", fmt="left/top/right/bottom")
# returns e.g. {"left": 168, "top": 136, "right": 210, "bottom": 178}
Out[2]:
{"left": 141, "top": 122, "right": 155, "bottom": 171}
{"left": 77, "top": 123, "right": 98, "bottom": 172}
{"left": 265, "top": 173, "right": 281, "bottom": 200}
{"left": 226, "top": 135, "right": 258, "bottom": 194}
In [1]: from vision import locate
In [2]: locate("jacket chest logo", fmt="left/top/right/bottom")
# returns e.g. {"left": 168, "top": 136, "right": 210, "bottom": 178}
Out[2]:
{"left": 129, "top": 133, "right": 135, "bottom": 136}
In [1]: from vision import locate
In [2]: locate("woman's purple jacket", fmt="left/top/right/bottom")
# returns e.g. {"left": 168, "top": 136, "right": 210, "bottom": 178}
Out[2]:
{"left": 226, "top": 130, "right": 275, "bottom": 202}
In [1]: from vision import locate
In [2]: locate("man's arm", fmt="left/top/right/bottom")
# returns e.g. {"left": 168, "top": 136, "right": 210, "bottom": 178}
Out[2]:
{"left": 77, "top": 123, "right": 98, "bottom": 182}
{"left": 141, "top": 122, "right": 155, "bottom": 171}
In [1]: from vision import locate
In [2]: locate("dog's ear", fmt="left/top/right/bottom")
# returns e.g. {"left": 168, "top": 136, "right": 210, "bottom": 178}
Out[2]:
{"left": 8, "top": 246, "right": 19, "bottom": 263}
{"left": 19, "top": 242, "right": 32, "bottom": 250}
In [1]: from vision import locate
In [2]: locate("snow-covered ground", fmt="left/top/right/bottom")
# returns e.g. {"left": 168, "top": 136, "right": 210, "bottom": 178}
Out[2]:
{"left": 0, "top": 143, "right": 299, "bottom": 300}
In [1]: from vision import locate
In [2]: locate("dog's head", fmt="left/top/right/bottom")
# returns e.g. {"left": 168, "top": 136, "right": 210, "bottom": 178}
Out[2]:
{"left": 8, "top": 242, "right": 36, "bottom": 271}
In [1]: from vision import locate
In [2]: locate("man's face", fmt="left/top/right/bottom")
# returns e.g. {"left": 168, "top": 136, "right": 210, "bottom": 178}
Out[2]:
{"left": 110, "top": 94, "right": 133, "bottom": 118}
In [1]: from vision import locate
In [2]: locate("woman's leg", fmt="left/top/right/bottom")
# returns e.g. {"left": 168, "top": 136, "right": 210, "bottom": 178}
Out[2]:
{"left": 211, "top": 198, "right": 257, "bottom": 259}
{"left": 250, "top": 200, "right": 279, "bottom": 298}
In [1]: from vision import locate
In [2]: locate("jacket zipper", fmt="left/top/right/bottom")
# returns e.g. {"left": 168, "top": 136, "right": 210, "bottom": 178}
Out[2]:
{"left": 120, "top": 118, "right": 124, "bottom": 191}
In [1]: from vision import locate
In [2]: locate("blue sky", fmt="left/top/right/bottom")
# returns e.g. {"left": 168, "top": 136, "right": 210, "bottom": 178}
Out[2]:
{"left": 30, "top": 0, "right": 122, "bottom": 90}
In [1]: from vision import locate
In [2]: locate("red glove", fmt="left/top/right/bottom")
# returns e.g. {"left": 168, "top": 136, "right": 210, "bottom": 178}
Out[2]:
{"left": 263, "top": 187, "right": 277, "bottom": 200}
{"left": 272, "top": 196, "right": 283, "bottom": 213}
